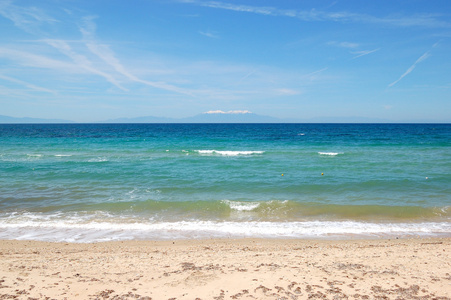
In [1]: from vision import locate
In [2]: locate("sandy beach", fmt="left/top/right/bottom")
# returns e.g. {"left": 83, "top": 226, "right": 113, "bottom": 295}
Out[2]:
{"left": 0, "top": 238, "right": 450, "bottom": 299}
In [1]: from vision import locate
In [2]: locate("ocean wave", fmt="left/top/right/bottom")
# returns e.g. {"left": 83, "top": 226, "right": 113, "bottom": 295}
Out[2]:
{"left": 222, "top": 200, "right": 261, "bottom": 211}
{"left": 88, "top": 157, "right": 108, "bottom": 162}
{"left": 0, "top": 214, "right": 450, "bottom": 243}
{"left": 195, "top": 150, "right": 264, "bottom": 156}
{"left": 318, "top": 152, "right": 343, "bottom": 156}
{"left": 68, "top": 200, "right": 451, "bottom": 221}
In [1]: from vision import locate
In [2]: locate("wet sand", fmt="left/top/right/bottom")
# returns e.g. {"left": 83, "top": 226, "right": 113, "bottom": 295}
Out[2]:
{"left": 0, "top": 238, "right": 450, "bottom": 299}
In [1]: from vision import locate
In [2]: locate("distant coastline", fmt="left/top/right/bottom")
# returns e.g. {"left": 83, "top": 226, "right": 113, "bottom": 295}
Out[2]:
{"left": 1, "top": 114, "right": 449, "bottom": 124}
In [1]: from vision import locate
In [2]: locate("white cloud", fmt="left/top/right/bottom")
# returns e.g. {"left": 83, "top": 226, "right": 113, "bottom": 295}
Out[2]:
{"left": 329, "top": 41, "right": 380, "bottom": 59}
{"left": 0, "top": 47, "right": 79, "bottom": 71}
{"left": 80, "top": 15, "right": 98, "bottom": 39}
{"left": 328, "top": 41, "right": 359, "bottom": 49}
{"left": 239, "top": 69, "right": 257, "bottom": 80}
{"left": 301, "top": 67, "right": 328, "bottom": 81}
{"left": 195, "top": 2, "right": 276, "bottom": 16}
{"left": 275, "top": 88, "right": 301, "bottom": 96}
{"left": 351, "top": 48, "right": 380, "bottom": 59}
{"left": 80, "top": 18, "right": 193, "bottom": 96}
{"left": 0, "top": 1, "right": 324, "bottom": 106}
{"left": 44, "top": 39, "right": 128, "bottom": 91}
{"left": 0, "top": 5, "right": 129, "bottom": 92}
{"left": 0, "top": 73, "right": 55, "bottom": 93}
{"left": 1, "top": 4, "right": 193, "bottom": 95}
{"left": 0, "top": 1, "right": 58, "bottom": 34}
{"left": 388, "top": 50, "right": 431, "bottom": 87}
{"left": 180, "top": 0, "right": 451, "bottom": 28}
{"left": 199, "top": 30, "right": 219, "bottom": 39}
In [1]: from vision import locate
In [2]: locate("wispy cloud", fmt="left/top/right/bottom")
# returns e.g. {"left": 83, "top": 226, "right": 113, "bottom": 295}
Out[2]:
{"left": 388, "top": 49, "right": 431, "bottom": 87}
{"left": 179, "top": 0, "right": 451, "bottom": 28}
{"left": 351, "top": 48, "right": 380, "bottom": 59}
{"left": 190, "top": 1, "right": 280, "bottom": 16}
{"left": 44, "top": 39, "right": 128, "bottom": 91}
{"left": 328, "top": 41, "right": 359, "bottom": 49}
{"left": 0, "top": 5, "right": 129, "bottom": 92}
{"left": 0, "top": 0, "right": 334, "bottom": 107}
{"left": 0, "top": 73, "right": 55, "bottom": 93}
{"left": 275, "top": 88, "right": 301, "bottom": 96}
{"left": 180, "top": 0, "right": 318, "bottom": 20}
{"left": 0, "top": 47, "right": 79, "bottom": 71}
{"left": 0, "top": 0, "right": 58, "bottom": 34}
{"left": 80, "top": 17, "right": 193, "bottom": 95}
{"left": 199, "top": 30, "right": 219, "bottom": 39}
{"left": 1, "top": 5, "right": 193, "bottom": 96}
{"left": 328, "top": 41, "right": 380, "bottom": 59}
{"left": 368, "top": 14, "right": 451, "bottom": 28}
{"left": 301, "top": 67, "right": 328, "bottom": 80}
{"left": 239, "top": 69, "right": 257, "bottom": 81}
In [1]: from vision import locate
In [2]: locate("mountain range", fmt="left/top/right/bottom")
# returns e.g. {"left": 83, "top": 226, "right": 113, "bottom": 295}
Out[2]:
{"left": 0, "top": 112, "right": 446, "bottom": 124}
{"left": 0, "top": 115, "right": 72, "bottom": 124}
{"left": 103, "top": 111, "right": 281, "bottom": 123}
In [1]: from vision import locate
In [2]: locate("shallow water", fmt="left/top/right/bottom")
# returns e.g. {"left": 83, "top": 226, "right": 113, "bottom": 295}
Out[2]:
{"left": 0, "top": 123, "right": 450, "bottom": 242}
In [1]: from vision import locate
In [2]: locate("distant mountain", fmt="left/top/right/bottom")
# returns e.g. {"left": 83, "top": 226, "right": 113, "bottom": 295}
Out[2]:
{"left": 102, "top": 116, "right": 176, "bottom": 123}
{"left": 2, "top": 113, "right": 447, "bottom": 124}
{"left": 306, "top": 116, "right": 394, "bottom": 123}
{"left": 181, "top": 110, "right": 281, "bottom": 123}
{"left": 303, "top": 116, "right": 451, "bottom": 123}
{"left": 101, "top": 110, "right": 281, "bottom": 123}
{"left": 0, "top": 115, "right": 72, "bottom": 123}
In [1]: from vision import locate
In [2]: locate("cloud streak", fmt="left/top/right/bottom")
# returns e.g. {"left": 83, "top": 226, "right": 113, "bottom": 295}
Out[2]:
{"left": 328, "top": 41, "right": 380, "bottom": 59}
{"left": 0, "top": 73, "right": 55, "bottom": 93}
{"left": 0, "top": 5, "right": 130, "bottom": 92}
{"left": 1, "top": 6, "right": 194, "bottom": 96}
{"left": 0, "top": 47, "right": 79, "bottom": 71}
{"left": 388, "top": 50, "right": 431, "bottom": 87}
{"left": 328, "top": 41, "right": 360, "bottom": 49}
{"left": 301, "top": 67, "right": 328, "bottom": 80}
{"left": 80, "top": 17, "right": 193, "bottom": 96}
{"left": 0, "top": 0, "right": 58, "bottom": 34}
{"left": 199, "top": 30, "right": 219, "bottom": 39}
{"left": 351, "top": 48, "right": 380, "bottom": 59}
{"left": 180, "top": 0, "right": 451, "bottom": 28}
{"left": 44, "top": 39, "right": 128, "bottom": 91}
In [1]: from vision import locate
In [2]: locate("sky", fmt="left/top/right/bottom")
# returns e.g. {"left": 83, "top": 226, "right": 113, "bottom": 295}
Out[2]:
{"left": 0, "top": 0, "right": 450, "bottom": 122}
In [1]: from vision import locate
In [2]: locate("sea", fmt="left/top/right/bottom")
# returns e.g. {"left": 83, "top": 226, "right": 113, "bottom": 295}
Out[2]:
{"left": 0, "top": 123, "right": 450, "bottom": 242}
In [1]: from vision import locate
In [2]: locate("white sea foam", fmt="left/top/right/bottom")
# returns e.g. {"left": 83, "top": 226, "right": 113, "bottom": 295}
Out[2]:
{"left": 0, "top": 212, "right": 449, "bottom": 243}
{"left": 195, "top": 150, "right": 264, "bottom": 156}
{"left": 88, "top": 157, "right": 108, "bottom": 162}
{"left": 222, "top": 200, "right": 260, "bottom": 211}
{"left": 55, "top": 154, "right": 72, "bottom": 157}
{"left": 318, "top": 152, "right": 342, "bottom": 156}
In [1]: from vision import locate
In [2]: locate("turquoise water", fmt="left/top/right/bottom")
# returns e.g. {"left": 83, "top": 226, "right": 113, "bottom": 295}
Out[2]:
{"left": 0, "top": 123, "right": 450, "bottom": 242}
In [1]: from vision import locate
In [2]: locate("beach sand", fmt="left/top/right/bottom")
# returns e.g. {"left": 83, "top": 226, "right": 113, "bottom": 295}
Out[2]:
{"left": 0, "top": 238, "right": 450, "bottom": 299}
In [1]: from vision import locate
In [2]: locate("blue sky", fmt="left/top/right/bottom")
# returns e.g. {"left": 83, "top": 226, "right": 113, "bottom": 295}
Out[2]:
{"left": 0, "top": 0, "right": 450, "bottom": 122}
